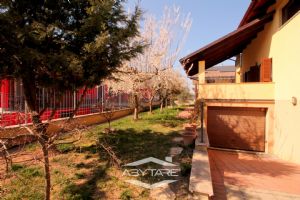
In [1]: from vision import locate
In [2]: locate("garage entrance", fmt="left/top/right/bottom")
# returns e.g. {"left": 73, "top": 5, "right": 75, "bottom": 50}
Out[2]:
{"left": 207, "top": 106, "right": 266, "bottom": 152}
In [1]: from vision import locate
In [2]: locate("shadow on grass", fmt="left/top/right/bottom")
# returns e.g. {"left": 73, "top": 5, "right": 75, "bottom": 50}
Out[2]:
{"left": 99, "top": 128, "right": 180, "bottom": 164}
{"left": 62, "top": 128, "right": 182, "bottom": 199}
{"left": 61, "top": 164, "right": 109, "bottom": 200}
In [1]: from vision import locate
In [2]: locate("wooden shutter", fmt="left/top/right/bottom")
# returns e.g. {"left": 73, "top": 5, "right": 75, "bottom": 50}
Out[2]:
{"left": 260, "top": 58, "right": 272, "bottom": 82}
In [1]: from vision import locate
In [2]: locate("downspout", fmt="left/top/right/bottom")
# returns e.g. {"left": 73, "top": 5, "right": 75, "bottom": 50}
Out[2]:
{"left": 200, "top": 98, "right": 204, "bottom": 143}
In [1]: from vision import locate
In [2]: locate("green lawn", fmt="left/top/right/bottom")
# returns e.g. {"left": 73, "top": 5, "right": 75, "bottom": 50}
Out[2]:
{"left": 1, "top": 107, "right": 193, "bottom": 200}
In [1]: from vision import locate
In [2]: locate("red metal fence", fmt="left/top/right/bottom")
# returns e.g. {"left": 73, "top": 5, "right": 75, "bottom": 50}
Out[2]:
{"left": 0, "top": 79, "right": 130, "bottom": 127}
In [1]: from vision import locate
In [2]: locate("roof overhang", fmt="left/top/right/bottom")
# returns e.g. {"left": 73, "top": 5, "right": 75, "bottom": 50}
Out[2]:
{"left": 179, "top": 11, "right": 274, "bottom": 76}
{"left": 239, "top": 0, "right": 276, "bottom": 27}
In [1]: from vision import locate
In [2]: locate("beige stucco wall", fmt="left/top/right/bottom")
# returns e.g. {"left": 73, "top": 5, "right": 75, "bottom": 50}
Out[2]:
{"left": 270, "top": 11, "right": 300, "bottom": 164}
{"left": 198, "top": 82, "right": 274, "bottom": 100}
{"left": 241, "top": 0, "right": 300, "bottom": 163}
{"left": 241, "top": 0, "right": 289, "bottom": 76}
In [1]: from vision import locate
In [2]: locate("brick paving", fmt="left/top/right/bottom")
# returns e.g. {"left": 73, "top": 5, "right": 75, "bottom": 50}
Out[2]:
{"left": 208, "top": 149, "right": 300, "bottom": 200}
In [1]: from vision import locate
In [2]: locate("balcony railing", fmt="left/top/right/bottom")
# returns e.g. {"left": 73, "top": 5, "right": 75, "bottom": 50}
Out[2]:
{"left": 198, "top": 82, "right": 274, "bottom": 100}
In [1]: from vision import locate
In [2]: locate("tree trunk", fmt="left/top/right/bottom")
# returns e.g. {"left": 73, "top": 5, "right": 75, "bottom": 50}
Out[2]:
{"left": 69, "top": 86, "right": 88, "bottom": 120}
{"left": 133, "top": 94, "right": 139, "bottom": 120}
{"left": 22, "top": 80, "right": 51, "bottom": 200}
{"left": 149, "top": 96, "right": 154, "bottom": 114}
{"left": 169, "top": 97, "right": 173, "bottom": 108}
{"left": 33, "top": 114, "right": 51, "bottom": 200}
{"left": 40, "top": 141, "right": 51, "bottom": 200}
{"left": 160, "top": 100, "right": 163, "bottom": 112}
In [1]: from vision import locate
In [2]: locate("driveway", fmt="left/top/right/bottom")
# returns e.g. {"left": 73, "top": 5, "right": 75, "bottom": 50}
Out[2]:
{"left": 208, "top": 149, "right": 300, "bottom": 200}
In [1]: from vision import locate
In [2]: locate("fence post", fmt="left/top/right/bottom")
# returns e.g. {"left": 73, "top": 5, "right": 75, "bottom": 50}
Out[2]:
{"left": 42, "top": 88, "right": 45, "bottom": 109}
{"left": 96, "top": 85, "right": 99, "bottom": 105}
{"left": 101, "top": 86, "right": 104, "bottom": 112}
{"left": 119, "top": 92, "right": 121, "bottom": 109}
{"left": 0, "top": 91, "right": 3, "bottom": 117}
{"left": 24, "top": 101, "right": 28, "bottom": 125}
{"left": 73, "top": 91, "right": 76, "bottom": 116}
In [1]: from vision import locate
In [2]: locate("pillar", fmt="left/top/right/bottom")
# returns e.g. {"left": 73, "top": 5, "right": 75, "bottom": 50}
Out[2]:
{"left": 236, "top": 65, "right": 241, "bottom": 83}
{"left": 198, "top": 61, "right": 206, "bottom": 84}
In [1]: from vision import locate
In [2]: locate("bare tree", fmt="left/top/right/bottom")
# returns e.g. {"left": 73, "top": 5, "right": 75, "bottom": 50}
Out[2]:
{"left": 0, "top": 138, "right": 12, "bottom": 173}
{"left": 102, "top": 96, "right": 116, "bottom": 133}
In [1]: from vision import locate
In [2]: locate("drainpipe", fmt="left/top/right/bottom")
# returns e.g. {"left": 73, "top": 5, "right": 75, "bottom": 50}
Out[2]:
{"left": 200, "top": 98, "right": 204, "bottom": 143}
{"left": 198, "top": 60, "right": 206, "bottom": 144}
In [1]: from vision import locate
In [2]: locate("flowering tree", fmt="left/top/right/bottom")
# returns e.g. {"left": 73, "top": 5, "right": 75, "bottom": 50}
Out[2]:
{"left": 109, "top": 5, "right": 192, "bottom": 118}
{"left": 156, "top": 68, "right": 189, "bottom": 111}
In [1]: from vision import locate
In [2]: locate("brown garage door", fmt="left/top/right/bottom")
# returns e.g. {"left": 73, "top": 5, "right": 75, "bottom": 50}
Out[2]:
{"left": 207, "top": 106, "right": 266, "bottom": 152}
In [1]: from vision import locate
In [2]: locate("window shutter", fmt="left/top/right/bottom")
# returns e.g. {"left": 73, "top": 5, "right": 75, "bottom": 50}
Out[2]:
{"left": 260, "top": 58, "right": 272, "bottom": 82}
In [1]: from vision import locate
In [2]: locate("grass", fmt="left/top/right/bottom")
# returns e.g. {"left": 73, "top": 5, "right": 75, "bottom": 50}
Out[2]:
{"left": 1, "top": 107, "right": 192, "bottom": 200}
{"left": 11, "top": 163, "right": 25, "bottom": 171}
{"left": 56, "top": 143, "right": 76, "bottom": 153}
{"left": 120, "top": 189, "right": 132, "bottom": 200}
{"left": 2, "top": 165, "right": 44, "bottom": 200}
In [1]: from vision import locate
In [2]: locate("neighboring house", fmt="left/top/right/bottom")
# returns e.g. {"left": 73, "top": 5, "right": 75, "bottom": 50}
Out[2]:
{"left": 190, "top": 65, "right": 235, "bottom": 99}
{"left": 180, "top": 0, "right": 300, "bottom": 164}
{"left": 205, "top": 65, "right": 236, "bottom": 84}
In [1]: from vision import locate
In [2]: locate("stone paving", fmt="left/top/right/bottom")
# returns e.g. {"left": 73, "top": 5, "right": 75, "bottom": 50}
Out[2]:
{"left": 169, "top": 147, "right": 183, "bottom": 156}
{"left": 150, "top": 137, "right": 184, "bottom": 200}
{"left": 150, "top": 185, "right": 176, "bottom": 200}
{"left": 208, "top": 149, "right": 300, "bottom": 200}
{"left": 172, "top": 137, "right": 184, "bottom": 143}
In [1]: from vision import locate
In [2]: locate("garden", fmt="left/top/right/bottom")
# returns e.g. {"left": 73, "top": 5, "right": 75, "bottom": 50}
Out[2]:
{"left": 0, "top": 107, "right": 194, "bottom": 200}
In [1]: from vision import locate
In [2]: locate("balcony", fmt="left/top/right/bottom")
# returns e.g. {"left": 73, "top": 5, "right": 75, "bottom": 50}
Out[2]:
{"left": 198, "top": 82, "right": 274, "bottom": 101}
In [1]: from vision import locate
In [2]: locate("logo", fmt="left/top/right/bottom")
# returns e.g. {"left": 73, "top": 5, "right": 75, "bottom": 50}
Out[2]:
{"left": 122, "top": 157, "right": 179, "bottom": 189}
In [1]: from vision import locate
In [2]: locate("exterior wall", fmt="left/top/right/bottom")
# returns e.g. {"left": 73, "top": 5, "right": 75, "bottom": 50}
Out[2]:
{"left": 198, "top": 82, "right": 274, "bottom": 100}
{"left": 241, "top": 0, "right": 300, "bottom": 163}
{"left": 270, "top": 10, "right": 300, "bottom": 164}
{"left": 241, "top": 0, "right": 289, "bottom": 77}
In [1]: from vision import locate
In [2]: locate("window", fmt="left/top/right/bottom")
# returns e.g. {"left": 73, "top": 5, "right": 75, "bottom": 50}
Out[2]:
{"left": 282, "top": 0, "right": 300, "bottom": 24}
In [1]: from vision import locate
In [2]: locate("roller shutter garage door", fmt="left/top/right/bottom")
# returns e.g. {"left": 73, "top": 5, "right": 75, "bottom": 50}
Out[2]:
{"left": 207, "top": 106, "right": 266, "bottom": 152}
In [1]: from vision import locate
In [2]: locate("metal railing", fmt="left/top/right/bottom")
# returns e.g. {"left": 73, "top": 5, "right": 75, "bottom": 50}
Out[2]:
{"left": 0, "top": 84, "right": 131, "bottom": 127}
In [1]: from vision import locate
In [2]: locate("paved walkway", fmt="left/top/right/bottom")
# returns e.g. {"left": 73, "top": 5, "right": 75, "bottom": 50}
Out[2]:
{"left": 208, "top": 149, "right": 300, "bottom": 200}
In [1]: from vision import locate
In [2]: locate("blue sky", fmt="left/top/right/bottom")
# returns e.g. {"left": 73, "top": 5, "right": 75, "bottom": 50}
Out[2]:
{"left": 127, "top": 0, "right": 251, "bottom": 85}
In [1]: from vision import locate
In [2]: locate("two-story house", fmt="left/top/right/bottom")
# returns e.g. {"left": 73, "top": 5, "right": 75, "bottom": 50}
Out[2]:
{"left": 180, "top": 0, "right": 300, "bottom": 164}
